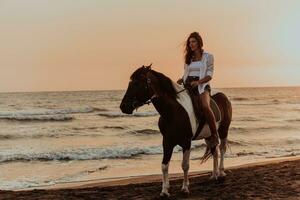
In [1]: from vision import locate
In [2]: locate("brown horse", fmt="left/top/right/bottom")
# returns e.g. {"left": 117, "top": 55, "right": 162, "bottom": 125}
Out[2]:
{"left": 120, "top": 65, "right": 232, "bottom": 197}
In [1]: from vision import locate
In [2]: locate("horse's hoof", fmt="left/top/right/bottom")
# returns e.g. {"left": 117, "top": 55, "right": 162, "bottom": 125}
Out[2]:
{"left": 219, "top": 170, "right": 227, "bottom": 177}
{"left": 209, "top": 174, "right": 218, "bottom": 180}
{"left": 180, "top": 188, "right": 190, "bottom": 196}
{"left": 160, "top": 191, "right": 170, "bottom": 198}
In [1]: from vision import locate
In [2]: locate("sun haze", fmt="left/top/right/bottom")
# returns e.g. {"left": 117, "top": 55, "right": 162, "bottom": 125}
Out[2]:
{"left": 0, "top": 0, "right": 299, "bottom": 92}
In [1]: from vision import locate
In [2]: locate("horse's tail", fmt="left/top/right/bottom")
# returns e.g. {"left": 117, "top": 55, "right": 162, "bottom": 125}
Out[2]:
{"left": 200, "top": 145, "right": 213, "bottom": 164}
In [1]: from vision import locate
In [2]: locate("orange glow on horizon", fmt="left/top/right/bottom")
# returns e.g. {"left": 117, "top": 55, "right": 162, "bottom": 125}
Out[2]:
{"left": 0, "top": 1, "right": 299, "bottom": 92}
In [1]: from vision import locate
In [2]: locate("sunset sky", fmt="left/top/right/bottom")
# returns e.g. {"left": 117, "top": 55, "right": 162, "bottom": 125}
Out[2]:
{"left": 0, "top": 0, "right": 299, "bottom": 92}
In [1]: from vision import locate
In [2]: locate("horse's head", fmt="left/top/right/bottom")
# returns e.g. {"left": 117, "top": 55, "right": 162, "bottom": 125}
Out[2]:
{"left": 120, "top": 64, "right": 154, "bottom": 114}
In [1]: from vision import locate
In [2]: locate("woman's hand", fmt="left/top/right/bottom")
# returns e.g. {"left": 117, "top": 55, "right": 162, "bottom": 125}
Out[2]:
{"left": 190, "top": 80, "right": 200, "bottom": 88}
{"left": 177, "top": 78, "right": 183, "bottom": 85}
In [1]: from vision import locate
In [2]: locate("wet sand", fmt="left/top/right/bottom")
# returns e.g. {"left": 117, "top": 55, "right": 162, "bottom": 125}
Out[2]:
{"left": 1, "top": 156, "right": 299, "bottom": 200}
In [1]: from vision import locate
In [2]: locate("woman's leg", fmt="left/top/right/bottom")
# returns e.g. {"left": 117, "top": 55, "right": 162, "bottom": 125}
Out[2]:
{"left": 199, "top": 91, "right": 219, "bottom": 147}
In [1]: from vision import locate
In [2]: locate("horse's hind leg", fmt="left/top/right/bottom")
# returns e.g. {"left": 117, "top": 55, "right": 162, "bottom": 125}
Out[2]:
{"left": 217, "top": 95, "right": 232, "bottom": 177}
{"left": 181, "top": 148, "right": 191, "bottom": 194}
{"left": 210, "top": 145, "right": 220, "bottom": 180}
{"left": 208, "top": 92, "right": 232, "bottom": 179}
{"left": 219, "top": 138, "right": 227, "bottom": 177}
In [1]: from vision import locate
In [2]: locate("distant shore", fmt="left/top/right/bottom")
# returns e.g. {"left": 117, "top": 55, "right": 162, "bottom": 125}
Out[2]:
{"left": 1, "top": 156, "right": 299, "bottom": 200}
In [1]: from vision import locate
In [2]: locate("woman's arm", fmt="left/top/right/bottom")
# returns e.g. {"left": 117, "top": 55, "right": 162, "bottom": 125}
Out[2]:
{"left": 183, "top": 63, "right": 188, "bottom": 82}
{"left": 178, "top": 63, "right": 188, "bottom": 84}
{"left": 206, "top": 54, "right": 214, "bottom": 78}
{"left": 191, "top": 54, "right": 214, "bottom": 87}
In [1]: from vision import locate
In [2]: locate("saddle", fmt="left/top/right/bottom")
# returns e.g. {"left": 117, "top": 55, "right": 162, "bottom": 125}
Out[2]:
{"left": 172, "top": 80, "right": 222, "bottom": 140}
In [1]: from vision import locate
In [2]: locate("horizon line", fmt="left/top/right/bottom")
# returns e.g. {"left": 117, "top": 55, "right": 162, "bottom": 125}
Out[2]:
{"left": 1, "top": 84, "right": 299, "bottom": 94}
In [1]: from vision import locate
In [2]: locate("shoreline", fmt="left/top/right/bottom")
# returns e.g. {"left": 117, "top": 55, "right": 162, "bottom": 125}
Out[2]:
{"left": 12, "top": 156, "right": 300, "bottom": 192}
{"left": 1, "top": 156, "right": 299, "bottom": 199}
{"left": 19, "top": 155, "right": 300, "bottom": 191}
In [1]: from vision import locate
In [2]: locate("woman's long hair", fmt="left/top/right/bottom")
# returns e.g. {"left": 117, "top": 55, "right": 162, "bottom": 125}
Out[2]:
{"left": 184, "top": 32, "right": 204, "bottom": 65}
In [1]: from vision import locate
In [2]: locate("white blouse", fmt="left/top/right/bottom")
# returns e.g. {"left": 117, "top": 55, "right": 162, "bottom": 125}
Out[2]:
{"left": 183, "top": 51, "right": 214, "bottom": 94}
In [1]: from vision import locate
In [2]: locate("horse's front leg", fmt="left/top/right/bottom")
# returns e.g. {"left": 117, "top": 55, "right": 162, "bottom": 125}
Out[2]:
{"left": 160, "top": 141, "right": 174, "bottom": 197}
{"left": 181, "top": 148, "right": 191, "bottom": 194}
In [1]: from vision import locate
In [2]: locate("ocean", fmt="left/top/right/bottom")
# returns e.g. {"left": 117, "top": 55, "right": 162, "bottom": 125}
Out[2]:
{"left": 0, "top": 86, "right": 299, "bottom": 190}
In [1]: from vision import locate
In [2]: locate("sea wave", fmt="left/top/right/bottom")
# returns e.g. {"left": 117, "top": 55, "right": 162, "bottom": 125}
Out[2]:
{"left": 0, "top": 165, "right": 109, "bottom": 190}
{"left": 285, "top": 118, "right": 300, "bottom": 122}
{"left": 129, "top": 129, "right": 160, "bottom": 135}
{"left": 233, "top": 99, "right": 300, "bottom": 106}
{"left": 230, "top": 125, "right": 298, "bottom": 133}
{"left": 231, "top": 97, "right": 288, "bottom": 104}
{"left": 231, "top": 97, "right": 251, "bottom": 101}
{"left": 0, "top": 143, "right": 205, "bottom": 163}
{"left": 282, "top": 138, "right": 300, "bottom": 145}
{"left": 227, "top": 139, "right": 249, "bottom": 146}
{"left": 98, "top": 111, "right": 158, "bottom": 118}
{"left": 234, "top": 148, "right": 300, "bottom": 159}
{"left": 0, "top": 115, "right": 73, "bottom": 122}
{"left": 265, "top": 152, "right": 300, "bottom": 158}
{"left": 0, "top": 106, "right": 99, "bottom": 117}
{"left": 233, "top": 116, "right": 261, "bottom": 122}
{"left": 268, "top": 148, "right": 300, "bottom": 158}
{"left": 0, "top": 132, "right": 103, "bottom": 140}
{"left": 236, "top": 151, "right": 267, "bottom": 157}
{"left": 72, "top": 127, "right": 99, "bottom": 131}
{"left": 103, "top": 126, "right": 126, "bottom": 130}
{"left": 0, "top": 106, "right": 103, "bottom": 122}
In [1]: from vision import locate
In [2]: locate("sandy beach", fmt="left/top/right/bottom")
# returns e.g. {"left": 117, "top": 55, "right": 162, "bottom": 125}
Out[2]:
{"left": 1, "top": 156, "right": 299, "bottom": 200}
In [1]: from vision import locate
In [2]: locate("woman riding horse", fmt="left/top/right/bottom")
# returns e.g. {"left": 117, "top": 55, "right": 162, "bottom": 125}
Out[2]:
{"left": 177, "top": 32, "right": 219, "bottom": 149}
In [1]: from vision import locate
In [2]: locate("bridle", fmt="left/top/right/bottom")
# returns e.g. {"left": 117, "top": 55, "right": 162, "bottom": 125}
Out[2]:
{"left": 130, "top": 76, "right": 156, "bottom": 110}
{"left": 131, "top": 70, "right": 186, "bottom": 110}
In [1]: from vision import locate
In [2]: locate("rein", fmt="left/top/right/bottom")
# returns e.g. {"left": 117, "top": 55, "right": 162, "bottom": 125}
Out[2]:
{"left": 140, "top": 81, "right": 186, "bottom": 107}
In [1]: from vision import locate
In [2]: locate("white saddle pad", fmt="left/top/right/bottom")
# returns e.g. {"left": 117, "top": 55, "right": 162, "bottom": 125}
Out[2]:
{"left": 172, "top": 82, "right": 221, "bottom": 140}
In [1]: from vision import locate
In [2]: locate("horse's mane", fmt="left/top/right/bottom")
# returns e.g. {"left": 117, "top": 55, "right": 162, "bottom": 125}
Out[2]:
{"left": 130, "top": 67, "right": 145, "bottom": 80}
{"left": 130, "top": 67, "right": 177, "bottom": 99}
{"left": 148, "top": 70, "right": 178, "bottom": 99}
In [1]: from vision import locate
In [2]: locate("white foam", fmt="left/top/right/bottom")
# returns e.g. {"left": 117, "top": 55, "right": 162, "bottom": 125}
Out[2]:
{"left": 98, "top": 111, "right": 158, "bottom": 118}
{"left": 0, "top": 106, "right": 96, "bottom": 117}
{"left": 0, "top": 114, "right": 73, "bottom": 121}
{"left": 0, "top": 144, "right": 205, "bottom": 163}
{"left": 0, "top": 106, "right": 98, "bottom": 121}
{"left": 0, "top": 179, "right": 46, "bottom": 191}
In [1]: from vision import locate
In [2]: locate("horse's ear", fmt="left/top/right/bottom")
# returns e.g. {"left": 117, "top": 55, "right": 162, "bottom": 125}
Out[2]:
{"left": 145, "top": 63, "right": 152, "bottom": 70}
